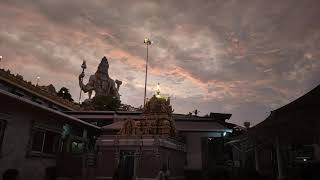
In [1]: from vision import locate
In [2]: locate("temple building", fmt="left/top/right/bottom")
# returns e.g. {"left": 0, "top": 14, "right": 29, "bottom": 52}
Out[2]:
{"left": 226, "top": 84, "right": 320, "bottom": 180}
{"left": 0, "top": 69, "right": 99, "bottom": 180}
{"left": 61, "top": 92, "right": 234, "bottom": 180}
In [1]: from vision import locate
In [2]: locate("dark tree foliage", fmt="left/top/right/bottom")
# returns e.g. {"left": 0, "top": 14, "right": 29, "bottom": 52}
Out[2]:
{"left": 57, "top": 87, "right": 74, "bottom": 102}
{"left": 92, "top": 95, "right": 121, "bottom": 111}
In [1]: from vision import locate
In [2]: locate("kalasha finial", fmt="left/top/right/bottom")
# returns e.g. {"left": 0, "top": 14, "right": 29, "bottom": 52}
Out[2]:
{"left": 156, "top": 83, "right": 160, "bottom": 95}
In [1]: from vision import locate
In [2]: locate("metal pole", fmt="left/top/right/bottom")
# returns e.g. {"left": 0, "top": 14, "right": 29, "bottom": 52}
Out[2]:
{"left": 144, "top": 44, "right": 149, "bottom": 106}
{"left": 79, "top": 68, "right": 84, "bottom": 103}
{"left": 79, "top": 90, "right": 82, "bottom": 103}
{"left": 79, "top": 60, "right": 87, "bottom": 104}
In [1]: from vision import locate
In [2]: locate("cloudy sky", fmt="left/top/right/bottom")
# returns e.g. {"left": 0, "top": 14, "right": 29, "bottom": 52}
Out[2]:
{"left": 1, "top": 0, "right": 320, "bottom": 126}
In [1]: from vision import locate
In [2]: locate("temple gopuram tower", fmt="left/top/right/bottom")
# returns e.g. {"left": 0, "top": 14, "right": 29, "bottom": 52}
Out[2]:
{"left": 95, "top": 90, "right": 186, "bottom": 180}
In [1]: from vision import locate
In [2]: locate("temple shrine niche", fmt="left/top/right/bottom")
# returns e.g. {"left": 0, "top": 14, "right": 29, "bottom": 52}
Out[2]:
{"left": 95, "top": 89, "right": 185, "bottom": 180}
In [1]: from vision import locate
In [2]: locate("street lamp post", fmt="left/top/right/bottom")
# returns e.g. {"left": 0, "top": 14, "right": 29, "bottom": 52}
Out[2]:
{"left": 143, "top": 38, "right": 152, "bottom": 107}
{"left": 36, "top": 76, "right": 40, "bottom": 86}
{"left": 62, "top": 90, "right": 65, "bottom": 99}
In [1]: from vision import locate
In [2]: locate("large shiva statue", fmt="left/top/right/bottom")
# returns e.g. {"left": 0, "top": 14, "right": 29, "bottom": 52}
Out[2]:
{"left": 79, "top": 56, "right": 122, "bottom": 100}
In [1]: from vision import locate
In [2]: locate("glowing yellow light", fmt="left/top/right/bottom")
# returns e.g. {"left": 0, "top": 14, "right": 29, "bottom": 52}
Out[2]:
{"left": 144, "top": 38, "right": 152, "bottom": 45}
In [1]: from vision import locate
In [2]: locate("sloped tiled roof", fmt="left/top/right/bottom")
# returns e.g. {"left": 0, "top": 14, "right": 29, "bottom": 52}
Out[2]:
{"left": 0, "top": 69, "right": 79, "bottom": 110}
{"left": 0, "top": 89, "right": 100, "bottom": 129}
{"left": 102, "top": 120, "right": 231, "bottom": 132}
{"left": 175, "top": 121, "right": 231, "bottom": 132}
{"left": 249, "top": 84, "right": 320, "bottom": 143}
{"left": 253, "top": 84, "right": 320, "bottom": 130}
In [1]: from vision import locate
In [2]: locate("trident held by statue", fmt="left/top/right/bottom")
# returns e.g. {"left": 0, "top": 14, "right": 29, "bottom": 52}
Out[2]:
{"left": 79, "top": 60, "right": 87, "bottom": 103}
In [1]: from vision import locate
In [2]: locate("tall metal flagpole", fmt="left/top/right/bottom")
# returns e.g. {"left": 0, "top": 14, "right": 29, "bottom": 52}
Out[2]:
{"left": 143, "top": 38, "right": 152, "bottom": 107}
{"left": 79, "top": 60, "right": 87, "bottom": 103}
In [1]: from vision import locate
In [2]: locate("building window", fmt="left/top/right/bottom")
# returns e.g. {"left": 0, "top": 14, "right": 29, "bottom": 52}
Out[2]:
{"left": 31, "top": 128, "right": 60, "bottom": 155}
{"left": 0, "top": 120, "right": 7, "bottom": 153}
{"left": 293, "top": 145, "right": 314, "bottom": 162}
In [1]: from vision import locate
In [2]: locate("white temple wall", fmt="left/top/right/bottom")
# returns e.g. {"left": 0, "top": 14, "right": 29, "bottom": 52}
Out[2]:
{"left": 0, "top": 111, "right": 56, "bottom": 180}
{"left": 183, "top": 132, "right": 224, "bottom": 170}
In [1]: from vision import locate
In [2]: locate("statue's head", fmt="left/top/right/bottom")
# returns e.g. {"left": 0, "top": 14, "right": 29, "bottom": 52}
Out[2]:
{"left": 96, "top": 56, "right": 109, "bottom": 74}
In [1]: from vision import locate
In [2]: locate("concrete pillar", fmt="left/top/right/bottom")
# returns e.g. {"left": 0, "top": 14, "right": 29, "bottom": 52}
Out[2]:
{"left": 83, "top": 129, "right": 88, "bottom": 138}
{"left": 83, "top": 129, "right": 88, "bottom": 151}
{"left": 276, "top": 137, "right": 285, "bottom": 179}
{"left": 254, "top": 145, "right": 260, "bottom": 172}
{"left": 313, "top": 144, "right": 320, "bottom": 160}
{"left": 133, "top": 150, "right": 138, "bottom": 180}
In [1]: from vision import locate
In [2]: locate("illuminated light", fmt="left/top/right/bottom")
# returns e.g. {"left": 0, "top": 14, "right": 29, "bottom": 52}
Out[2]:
{"left": 144, "top": 38, "right": 152, "bottom": 45}
{"left": 36, "top": 76, "right": 40, "bottom": 85}
{"left": 303, "top": 158, "right": 307, "bottom": 162}
{"left": 223, "top": 132, "right": 227, "bottom": 137}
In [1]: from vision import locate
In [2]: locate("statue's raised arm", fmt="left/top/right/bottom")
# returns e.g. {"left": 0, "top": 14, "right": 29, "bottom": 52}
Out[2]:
{"left": 79, "top": 73, "right": 95, "bottom": 99}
